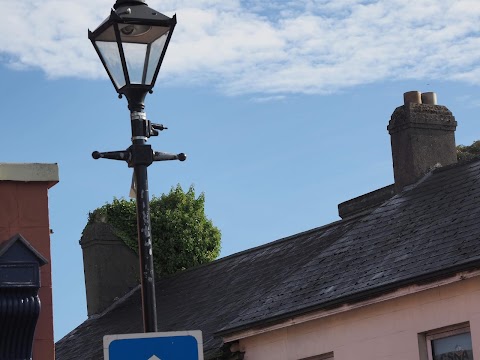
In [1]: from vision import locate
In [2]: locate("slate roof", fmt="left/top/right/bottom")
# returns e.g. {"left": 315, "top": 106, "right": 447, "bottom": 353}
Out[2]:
{"left": 55, "top": 158, "right": 480, "bottom": 360}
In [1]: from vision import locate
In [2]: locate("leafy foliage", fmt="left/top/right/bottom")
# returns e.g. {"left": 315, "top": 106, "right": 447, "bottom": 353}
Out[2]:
{"left": 457, "top": 140, "right": 480, "bottom": 162}
{"left": 87, "top": 185, "right": 221, "bottom": 276}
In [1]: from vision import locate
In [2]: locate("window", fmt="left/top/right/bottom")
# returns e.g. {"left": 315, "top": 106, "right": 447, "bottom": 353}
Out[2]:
{"left": 426, "top": 324, "right": 474, "bottom": 360}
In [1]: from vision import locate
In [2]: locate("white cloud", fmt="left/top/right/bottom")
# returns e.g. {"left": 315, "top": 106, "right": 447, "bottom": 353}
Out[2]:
{"left": 1, "top": 0, "right": 480, "bottom": 95}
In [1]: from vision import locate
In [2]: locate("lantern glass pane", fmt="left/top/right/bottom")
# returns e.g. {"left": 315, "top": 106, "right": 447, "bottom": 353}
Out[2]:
{"left": 96, "top": 41, "right": 126, "bottom": 89}
{"left": 122, "top": 42, "right": 148, "bottom": 84}
{"left": 145, "top": 32, "right": 169, "bottom": 85}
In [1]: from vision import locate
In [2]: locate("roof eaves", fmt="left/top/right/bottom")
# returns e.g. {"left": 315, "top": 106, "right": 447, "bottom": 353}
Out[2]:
{"left": 217, "top": 256, "right": 480, "bottom": 337}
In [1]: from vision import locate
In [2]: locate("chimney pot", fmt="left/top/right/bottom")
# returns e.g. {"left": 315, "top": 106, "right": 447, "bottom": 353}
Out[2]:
{"left": 421, "top": 92, "right": 437, "bottom": 105}
{"left": 388, "top": 92, "right": 457, "bottom": 192}
{"left": 403, "top": 91, "right": 422, "bottom": 105}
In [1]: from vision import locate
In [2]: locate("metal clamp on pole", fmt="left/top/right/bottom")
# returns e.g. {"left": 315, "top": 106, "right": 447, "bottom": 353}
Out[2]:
{"left": 92, "top": 150, "right": 130, "bottom": 161}
{"left": 153, "top": 152, "right": 187, "bottom": 162}
{"left": 148, "top": 122, "right": 168, "bottom": 137}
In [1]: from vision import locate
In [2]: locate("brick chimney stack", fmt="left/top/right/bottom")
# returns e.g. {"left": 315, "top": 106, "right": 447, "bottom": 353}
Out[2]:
{"left": 387, "top": 91, "right": 458, "bottom": 192}
{"left": 0, "top": 163, "right": 58, "bottom": 360}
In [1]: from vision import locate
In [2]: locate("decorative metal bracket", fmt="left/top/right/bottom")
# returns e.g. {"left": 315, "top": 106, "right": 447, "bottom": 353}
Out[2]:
{"left": 92, "top": 145, "right": 186, "bottom": 168}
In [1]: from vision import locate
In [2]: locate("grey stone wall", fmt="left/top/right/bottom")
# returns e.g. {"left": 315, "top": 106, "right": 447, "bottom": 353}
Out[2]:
{"left": 80, "top": 222, "right": 139, "bottom": 316}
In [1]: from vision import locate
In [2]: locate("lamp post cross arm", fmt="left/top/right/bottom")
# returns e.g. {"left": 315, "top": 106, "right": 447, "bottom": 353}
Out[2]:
{"left": 91, "top": 147, "right": 186, "bottom": 166}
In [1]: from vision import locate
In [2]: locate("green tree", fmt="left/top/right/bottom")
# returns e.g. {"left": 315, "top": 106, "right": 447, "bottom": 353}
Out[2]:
{"left": 86, "top": 184, "right": 221, "bottom": 276}
{"left": 457, "top": 140, "right": 480, "bottom": 162}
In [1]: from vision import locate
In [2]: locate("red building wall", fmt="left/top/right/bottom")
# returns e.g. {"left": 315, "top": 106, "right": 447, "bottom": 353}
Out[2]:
{"left": 0, "top": 164, "right": 58, "bottom": 360}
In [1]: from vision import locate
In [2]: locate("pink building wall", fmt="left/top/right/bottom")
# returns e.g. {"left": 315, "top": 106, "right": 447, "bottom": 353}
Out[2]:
{"left": 0, "top": 164, "right": 58, "bottom": 360}
{"left": 233, "top": 274, "right": 480, "bottom": 360}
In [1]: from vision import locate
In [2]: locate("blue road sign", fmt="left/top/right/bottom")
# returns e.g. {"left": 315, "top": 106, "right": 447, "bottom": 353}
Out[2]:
{"left": 104, "top": 331, "right": 203, "bottom": 360}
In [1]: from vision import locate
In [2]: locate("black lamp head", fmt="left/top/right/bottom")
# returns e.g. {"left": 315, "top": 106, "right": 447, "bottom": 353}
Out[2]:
{"left": 89, "top": 0, "right": 176, "bottom": 109}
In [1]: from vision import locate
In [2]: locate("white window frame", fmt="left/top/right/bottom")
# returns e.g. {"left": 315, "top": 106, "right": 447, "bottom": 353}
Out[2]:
{"left": 426, "top": 323, "right": 472, "bottom": 360}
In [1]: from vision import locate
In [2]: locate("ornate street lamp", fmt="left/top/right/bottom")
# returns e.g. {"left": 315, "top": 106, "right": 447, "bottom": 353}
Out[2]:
{"left": 89, "top": 0, "right": 176, "bottom": 110}
{"left": 89, "top": 0, "right": 185, "bottom": 333}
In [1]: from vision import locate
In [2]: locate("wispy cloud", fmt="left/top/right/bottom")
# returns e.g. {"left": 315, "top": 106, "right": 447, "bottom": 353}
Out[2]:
{"left": 2, "top": 0, "right": 480, "bottom": 95}
{"left": 251, "top": 95, "right": 286, "bottom": 103}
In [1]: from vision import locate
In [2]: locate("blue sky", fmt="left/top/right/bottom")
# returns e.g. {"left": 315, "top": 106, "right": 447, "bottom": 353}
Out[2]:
{"left": 1, "top": 0, "right": 480, "bottom": 341}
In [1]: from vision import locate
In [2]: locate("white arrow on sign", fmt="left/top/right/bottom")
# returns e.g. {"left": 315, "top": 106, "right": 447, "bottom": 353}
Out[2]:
{"left": 148, "top": 356, "right": 161, "bottom": 360}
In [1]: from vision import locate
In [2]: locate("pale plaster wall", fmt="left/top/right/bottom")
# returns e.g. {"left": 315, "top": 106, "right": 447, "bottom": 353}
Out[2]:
{"left": 238, "top": 276, "right": 480, "bottom": 360}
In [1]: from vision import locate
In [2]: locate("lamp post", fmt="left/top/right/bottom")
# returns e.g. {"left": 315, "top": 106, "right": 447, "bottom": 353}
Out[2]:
{"left": 88, "top": 0, "right": 184, "bottom": 333}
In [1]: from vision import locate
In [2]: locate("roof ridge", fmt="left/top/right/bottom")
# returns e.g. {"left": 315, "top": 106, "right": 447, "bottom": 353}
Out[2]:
{"left": 434, "top": 157, "right": 480, "bottom": 173}
{"left": 387, "top": 157, "right": 480, "bottom": 197}
{"left": 393, "top": 157, "right": 480, "bottom": 196}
